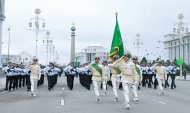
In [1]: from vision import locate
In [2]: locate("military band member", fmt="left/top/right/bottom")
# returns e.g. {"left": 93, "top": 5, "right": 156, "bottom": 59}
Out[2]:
{"left": 152, "top": 60, "right": 167, "bottom": 94}
{"left": 109, "top": 55, "right": 121, "bottom": 102}
{"left": 168, "top": 62, "right": 179, "bottom": 89}
{"left": 101, "top": 60, "right": 110, "bottom": 95}
{"left": 110, "top": 51, "right": 137, "bottom": 110}
{"left": 44, "top": 62, "right": 56, "bottom": 91}
{"left": 2, "top": 62, "right": 14, "bottom": 91}
{"left": 141, "top": 63, "right": 148, "bottom": 87}
{"left": 27, "top": 57, "right": 41, "bottom": 96}
{"left": 147, "top": 63, "right": 154, "bottom": 88}
{"left": 132, "top": 56, "right": 142, "bottom": 91}
{"left": 64, "top": 62, "right": 76, "bottom": 90}
{"left": 85, "top": 56, "right": 103, "bottom": 102}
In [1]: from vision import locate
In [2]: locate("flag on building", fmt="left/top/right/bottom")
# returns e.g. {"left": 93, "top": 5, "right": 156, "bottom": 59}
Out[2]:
{"left": 109, "top": 13, "right": 124, "bottom": 62}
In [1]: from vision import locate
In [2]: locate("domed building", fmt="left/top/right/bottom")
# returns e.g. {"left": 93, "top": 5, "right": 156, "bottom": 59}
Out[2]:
{"left": 75, "top": 44, "right": 109, "bottom": 65}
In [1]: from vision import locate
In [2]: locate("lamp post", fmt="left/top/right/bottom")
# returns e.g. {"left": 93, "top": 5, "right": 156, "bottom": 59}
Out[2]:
{"left": 43, "top": 31, "right": 53, "bottom": 65}
{"left": 133, "top": 33, "right": 143, "bottom": 57}
{"left": 7, "top": 26, "right": 10, "bottom": 63}
{"left": 0, "top": 0, "right": 5, "bottom": 68}
{"left": 28, "top": 8, "right": 46, "bottom": 57}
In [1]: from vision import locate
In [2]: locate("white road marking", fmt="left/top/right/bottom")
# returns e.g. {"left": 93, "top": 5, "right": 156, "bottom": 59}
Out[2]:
{"left": 152, "top": 99, "right": 167, "bottom": 105}
{"left": 60, "top": 99, "right": 65, "bottom": 106}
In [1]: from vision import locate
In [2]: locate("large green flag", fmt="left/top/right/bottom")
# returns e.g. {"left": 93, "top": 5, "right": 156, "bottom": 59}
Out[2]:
{"left": 109, "top": 14, "right": 124, "bottom": 62}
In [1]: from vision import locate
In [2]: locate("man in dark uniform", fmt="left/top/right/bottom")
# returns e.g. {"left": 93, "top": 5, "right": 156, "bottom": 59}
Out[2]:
{"left": 2, "top": 62, "right": 14, "bottom": 91}
{"left": 64, "top": 62, "right": 76, "bottom": 90}
{"left": 168, "top": 62, "right": 179, "bottom": 89}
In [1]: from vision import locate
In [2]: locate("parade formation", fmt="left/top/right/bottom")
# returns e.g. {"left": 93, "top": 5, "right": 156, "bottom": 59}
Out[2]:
{"left": 0, "top": 1, "right": 190, "bottom": 113}
{"left": 1, "top": 52, "right": 183, "bottom": 110}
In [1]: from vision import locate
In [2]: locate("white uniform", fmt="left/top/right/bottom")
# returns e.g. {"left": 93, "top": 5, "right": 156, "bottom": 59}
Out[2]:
{"left": 102, "top": 65, "right": 110, "bottom": 93}
{"left": 109, "top": 60, "right": 121, "bottom": 99}
{"left": 112, "top": 59, "right": 138, "bottom": 107}
{"left": 152, "top": 64, "right": 167, "bottom": 94}
{"left": 85, "top": 62, "right": 103, "bottom": 100}
{"left": 134, "top": 64, "right": 142, "bottom": 86}
{"left": 27, "top": 64, "right": 41, "bottom": 96}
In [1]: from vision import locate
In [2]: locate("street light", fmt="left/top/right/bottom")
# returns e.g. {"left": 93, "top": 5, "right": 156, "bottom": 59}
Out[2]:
{"left": 133, "top": 33, "right": 143, "bottom": 57}
{"left": 28, "top": 8, "right": 46, "bottom": 57}
{"left": 7, "top": 26, "right": 10, "bottom": 63}
{"left": 43, "top": 31, "right": 53, "bottom": 65}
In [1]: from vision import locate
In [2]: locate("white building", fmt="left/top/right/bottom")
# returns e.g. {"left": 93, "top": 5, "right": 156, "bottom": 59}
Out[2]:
{"left": 75, "top": 44, "right": 109, "bottom": 65}
{"left": 164, "top": 14, "right": 190, "bottom": 65}
{"left": 1, "top": 54, "right": 21, "bottom": 66}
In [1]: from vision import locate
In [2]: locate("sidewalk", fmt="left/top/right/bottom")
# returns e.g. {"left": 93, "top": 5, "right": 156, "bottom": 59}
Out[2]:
{"left": 176, "top": 74, "right": 190, "bottom": 81}
{"left": 0, "top": 77, "right": 6, "bottom": 92}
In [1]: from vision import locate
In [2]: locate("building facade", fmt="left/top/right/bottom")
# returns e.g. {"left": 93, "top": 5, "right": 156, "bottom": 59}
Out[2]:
{"left": 75, "top": 44, "right": 109, "bottom": 65}
{"left": 1, "top": 54, "right": 21, "bottom": 66}
{"left": 164, "top": 14, "right": 190, "bottom": 65}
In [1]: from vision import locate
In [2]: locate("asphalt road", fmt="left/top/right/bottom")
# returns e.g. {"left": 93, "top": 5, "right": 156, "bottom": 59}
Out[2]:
{"left": 0, "top": 76, "right": 189, "bottom": 113}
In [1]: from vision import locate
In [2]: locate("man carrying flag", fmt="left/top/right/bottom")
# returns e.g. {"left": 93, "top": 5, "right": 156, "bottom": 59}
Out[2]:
{"left": 109, "top": 13, "right": 124, "bottom": 102}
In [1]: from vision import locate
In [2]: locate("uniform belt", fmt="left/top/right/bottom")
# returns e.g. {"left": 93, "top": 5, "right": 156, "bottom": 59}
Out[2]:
{"left": 93, "top": 75, "right": 102, "bottom": 77}
{"left": 157, "top": 72, "right": 164, "bottom": 75}
{"left": 122, "top": 74, "right": 133, "bottom": 76}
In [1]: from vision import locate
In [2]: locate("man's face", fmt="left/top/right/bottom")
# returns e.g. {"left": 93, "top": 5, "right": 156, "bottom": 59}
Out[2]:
{"left": 70, "top": 62, "right": 74, "bottom": 66}
{"left": 33, "top": 59, "right": 38, "bottom": 64}
{"left": 133, "top": 59, "right": 137, "bottom": 64}
{"left": 95, "top": 59, "right": 99, "bottom": 64}
{"left": 124, "top": 55, "right": 130, "bottom": 61}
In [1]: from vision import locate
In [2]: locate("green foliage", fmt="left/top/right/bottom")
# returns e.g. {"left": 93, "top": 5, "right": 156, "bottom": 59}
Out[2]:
{"left": 140, "top": 57, "right": 147, "bottom": 64}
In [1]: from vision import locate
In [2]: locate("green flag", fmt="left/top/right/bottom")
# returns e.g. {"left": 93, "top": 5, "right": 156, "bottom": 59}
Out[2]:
{"left": 109, "top": 13, "right": 124, "bottom": 62}
{"left": 176, "top": 58, "right": 183, "bottom": 66}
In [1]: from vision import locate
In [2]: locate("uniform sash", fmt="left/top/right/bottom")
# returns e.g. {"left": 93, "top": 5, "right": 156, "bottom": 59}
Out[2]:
{"left": 92, "top": 63, "right": 102, "bottom": 76}
{"left": 135, "top": 65, "right": 140, "bottom": 75}
{"left": 114, "top": 67, "right": 121, "bottom": 74}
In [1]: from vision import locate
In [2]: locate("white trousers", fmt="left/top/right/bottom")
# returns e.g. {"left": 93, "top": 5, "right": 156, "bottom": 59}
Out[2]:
{"left": 112, "top": 78, "right": 119, "bottom": 97}
{"left": 102, "top": 80, "right": 107, "bottom": 92}
{"left": 93, "top": 80, "right": 101, "bottom": 97}
{"left": 122, "top": 82, "right": 138, "bottom": 104}
{"left": 30, "top": 78, "right": 38, "bottom": 94}
{"left": 157, "top": 78, "right": 164, "bottom": 92}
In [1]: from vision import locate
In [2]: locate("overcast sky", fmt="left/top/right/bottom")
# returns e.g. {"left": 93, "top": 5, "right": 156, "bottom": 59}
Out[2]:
{"left": 2, "top": 0, "right": 190, "bottom": 64}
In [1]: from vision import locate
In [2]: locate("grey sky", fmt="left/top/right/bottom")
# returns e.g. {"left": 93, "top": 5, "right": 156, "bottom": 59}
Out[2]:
{"left": 2, "top": 0, "right": 190, "bottom": 64}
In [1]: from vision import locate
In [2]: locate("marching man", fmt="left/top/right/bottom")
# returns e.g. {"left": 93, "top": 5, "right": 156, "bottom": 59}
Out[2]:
{"left": 101, "top": 60, "right": 110, "bottom": 95}
{"left": 85, "top": 56, "right": 103, "bottom": 102}
{"left": 27, "top": 57, "right": 41, "bottom": 97}
{"left": 109, "top": 55, "right": 121, "bottom": 102}
{"left": 132, "top": 56, "right": 142, "bottom": 92}
{"left": 109, "top": 51, "right": 138, "bottom": 110}
{"left": 152, "top": 60, "right": 167, "bottom": 94}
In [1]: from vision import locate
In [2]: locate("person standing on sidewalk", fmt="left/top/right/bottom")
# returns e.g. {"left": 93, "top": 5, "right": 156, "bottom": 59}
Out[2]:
{"left": 27, "top": 57, "right": 41, "bottom": 97}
